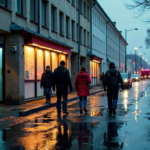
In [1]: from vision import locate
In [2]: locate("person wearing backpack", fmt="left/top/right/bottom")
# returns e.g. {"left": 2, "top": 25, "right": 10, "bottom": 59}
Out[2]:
{"left": 53, "top": 61, "right": 72, "bottom": 115}
{"left": 103, "top": 62, "right": 124, "bottom": 115}
{"left": 40, "top": 66, "right": 54, "bottom": 104}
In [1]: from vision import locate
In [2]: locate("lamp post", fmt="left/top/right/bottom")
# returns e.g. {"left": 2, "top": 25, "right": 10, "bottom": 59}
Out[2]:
{"left": 134, "top": 46, "right": 142, "bottom": 72}
{"left": 125, "top": 28, "right": 138, "bottom": 72}
{"left": 139, "top": 53, "right": 142, "bottom": 69}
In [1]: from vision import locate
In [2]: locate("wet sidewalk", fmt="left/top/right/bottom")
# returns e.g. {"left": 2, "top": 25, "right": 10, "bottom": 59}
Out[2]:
{"left": 0, "top": 86, "right": 103, "bottom": 118}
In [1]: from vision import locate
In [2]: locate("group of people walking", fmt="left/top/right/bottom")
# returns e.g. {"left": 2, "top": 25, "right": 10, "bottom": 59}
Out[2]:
{"left": 41, "top": 60, "right": 124, "bottom": 115}
{"left": 41, "top": 61, "right": 91, "bottom": 114}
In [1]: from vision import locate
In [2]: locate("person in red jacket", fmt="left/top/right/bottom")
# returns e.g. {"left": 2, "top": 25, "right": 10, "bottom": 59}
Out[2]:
{"left": 75, "top": 66, "right": 91, "bottom": 113}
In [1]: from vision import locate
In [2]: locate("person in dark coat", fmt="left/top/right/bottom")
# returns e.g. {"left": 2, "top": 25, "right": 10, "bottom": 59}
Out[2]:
{"left": 75, "top": 66, "right": 91, "bottom": 113}
{"left": 53, "top": 61, "right": 72, "bottom": 114}
{"left": 40, "top": 66, "right": 54, "bottom": 104}
{"left": 103, "top": 62, "right": 124, "bottom": 115}
{"left": 100, "top": 72, "right": 104, "bottom": 88}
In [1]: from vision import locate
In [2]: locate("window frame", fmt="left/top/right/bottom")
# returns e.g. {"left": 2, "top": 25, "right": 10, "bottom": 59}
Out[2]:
{"left": 71, "top": 20, "right": 75, "bottom": 41}
{"left": 66, "top": 16, "right": 70, "bottom": 38}
{"left": 16, "top": 0, "right": 23, "bottom": 16}
{"left": 42, "top": 0, "right": 47, "bottom": 27}
{"left": 59, "top": 11, "right": 63, "bottom": 35}
{"left": 0, "top": 0, "right": 7, "bottom": 8}
{"left": 30, "top": 0, "right": 36, "bottom": 22}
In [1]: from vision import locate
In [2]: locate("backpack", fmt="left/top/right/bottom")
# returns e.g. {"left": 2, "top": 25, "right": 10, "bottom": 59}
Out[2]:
{"left": 107, "top": 70, "right": 119, "bottom": 87}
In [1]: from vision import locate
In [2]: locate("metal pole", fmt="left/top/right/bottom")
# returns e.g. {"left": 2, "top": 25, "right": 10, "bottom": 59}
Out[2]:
{"left": 135, "top": 50, "right": 136, "bottom": 72}
{"left": 125, "top": 29, "right": 127, "bottom": 72}
{"left": 38, "top": 0, "right": 40, "bottom": 34}
{"left": 78, "top": 0, "right": 81, "bottom": 73}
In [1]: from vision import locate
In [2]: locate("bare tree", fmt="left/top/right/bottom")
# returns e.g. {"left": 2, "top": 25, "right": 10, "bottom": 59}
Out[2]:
{"left": 125, "top": 0, "right": 150, "bottom": 21}
{"left": 145, "top": 29, "right": 150, "bottom": 49}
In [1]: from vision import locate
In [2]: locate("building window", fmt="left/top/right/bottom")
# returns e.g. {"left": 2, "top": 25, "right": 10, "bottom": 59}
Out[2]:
{"left": 84, "top": 30, "right": 86, "bottom": 46}
{"left": 15, "top": 0, "right": 23, "bottom": 15}
{"left": 72, "top": 20, "right": 75, "bottom": 41}
{"left": 87, "top": 5, "right": 90, "bottom": 20}
{"left": 80, "top": 26, "right": 83, "bottom": 44}
{"left": 84, "top": 1, "right": 86, "bottom": 18}
{"left": 71, "top": 0, "right": 75, "bottom": 6}
{"left": 30, "top": 0, "right": 38, "bottom": 22}
{"left": 51, "top": 5, "right": 57, "bottom": 31}
{"left": 80, "top": 0, "right": 83, "bottom": 14}
{"left": 0, "top": 0, "right": 7, "bottom": 7}
{"left": 66, "top": 16, "right": 70, "bottom": 38}
{"left": 42, "top": 0, "right": 47, "bottom": 27}
{"left": 59, "top": 11, "right": 64, "bottom": 35}
{"left": 76, "top": 0, "right": 78, "bottom": 9}
{"left": 77, "top": 24, "right": 79, "bottom": 42}
{"left": 87, "top": 32, "right": 89, "bottom": 47}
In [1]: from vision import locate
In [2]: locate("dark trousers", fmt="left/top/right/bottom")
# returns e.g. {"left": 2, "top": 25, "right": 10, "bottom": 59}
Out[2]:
{"left": 107, "top": 89, "right": 119, "bottom": 111}
{"left": 45, "top": 88, "right": 52, "bottom": 101}
{"left": 56, "top": 89, "right": 68, "bottom": 112}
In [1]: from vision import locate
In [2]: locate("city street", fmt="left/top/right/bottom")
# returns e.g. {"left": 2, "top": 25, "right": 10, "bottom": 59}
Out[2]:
{"left": 0, "top": 81, "right": 150, "bottom": 150}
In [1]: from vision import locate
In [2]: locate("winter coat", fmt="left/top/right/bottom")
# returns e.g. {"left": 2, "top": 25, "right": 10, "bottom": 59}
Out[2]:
{"left": 54, "top": 66, "right": 72, "bottom": 90}
{"left": 103, "top": 68, "right": 123, "bottom": 89}
{"left": 100, "top": 75, "right": 104, "bottom": 81}
{"left": 75, "top": 71, "right": 91, "bottom": 96}
{"left": 40, "top": 70, "right": 54, "bottom": 88}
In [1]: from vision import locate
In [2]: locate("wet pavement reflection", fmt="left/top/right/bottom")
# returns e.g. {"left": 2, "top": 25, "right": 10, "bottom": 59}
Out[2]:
{"left": 1, "top": 81, "right": 150, "bottom": 149}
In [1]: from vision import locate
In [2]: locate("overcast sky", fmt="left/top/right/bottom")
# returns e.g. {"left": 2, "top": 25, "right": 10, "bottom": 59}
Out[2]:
{"left": 98, "top": 0, "right": 150, "bottom": 64}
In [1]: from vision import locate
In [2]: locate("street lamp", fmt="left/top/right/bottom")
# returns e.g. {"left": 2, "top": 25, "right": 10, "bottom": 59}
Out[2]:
{"left": 125, "top": 28, "right": 138, "bottom": 72}
{"left": 134, "top": 46, "right": 142, "bottom": 72}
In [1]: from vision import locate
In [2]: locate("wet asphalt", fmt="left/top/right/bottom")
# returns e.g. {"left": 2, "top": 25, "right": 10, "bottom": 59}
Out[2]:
{"left": 0, "top": 81, "right": 150, "bottom": 150}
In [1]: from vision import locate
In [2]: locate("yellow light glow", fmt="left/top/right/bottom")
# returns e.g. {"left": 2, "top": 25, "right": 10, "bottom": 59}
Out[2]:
{"left": 32, "top": 43, "right": 40, "bottom": 46}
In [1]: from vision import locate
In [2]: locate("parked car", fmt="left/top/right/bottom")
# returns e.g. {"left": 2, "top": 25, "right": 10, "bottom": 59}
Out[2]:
{"left": 121, "top": 73, "right": 132, "bottom": 89}
{"left": 131, "top": 74, "right": 140, "bottom": 82}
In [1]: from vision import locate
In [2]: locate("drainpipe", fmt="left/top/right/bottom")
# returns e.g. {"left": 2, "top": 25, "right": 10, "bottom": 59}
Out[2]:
{"left": 106, "top": 21, "right": 109, "bottom": 69}
{"left": 78, "top": 0, "right": 81, "bottom": 73}
{"left": 38, "top": 0, "right": 40, "bottom": 34}
{"left": 90, "top": 1, "right": 97, "bottom": 52}
{"left": 119, "top": 37, "right": 121, "bottom": 71}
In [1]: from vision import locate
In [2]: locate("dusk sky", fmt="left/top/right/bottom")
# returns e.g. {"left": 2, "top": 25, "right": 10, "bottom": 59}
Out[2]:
{"left": 98, "top": 0, "right": 150, "bottom": 64}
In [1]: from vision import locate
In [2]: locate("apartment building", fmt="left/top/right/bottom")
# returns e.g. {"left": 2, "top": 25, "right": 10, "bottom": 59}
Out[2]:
{"left": 0, "top": 0, "right": 94, "bottom": 104}
{"left": 91, "top": 3, "right": 127, "bottom": 85}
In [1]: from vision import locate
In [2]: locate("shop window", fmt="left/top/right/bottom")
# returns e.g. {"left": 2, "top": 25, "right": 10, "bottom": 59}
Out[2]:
{"left": 37, "top": 49, "right": 44, "bottom": 80}
{"left": 0, "top": 0, "right": 7, "bottom": 7}
{"left": 24, "top": 46, "right": 35, "bottom": 80}
{"left": 37, "top": 81, "right": 44, "bottom": 97}
{"left": 45, "top": 51, "right": 50, "bottom": 67}
{"left": 59, "top": 54, "right": 66, "bottom": 67}
{"left": 15, "top": 0, "right": 23, "bottom": 16}
{"left": 25, "top": 82, "right": 35, "bottom": 99}
{"left": 51, "top": 5, "right": 57, "bottom": 32}
{"left": 30, "top": 0, "right": 38, "bottom": 22}
{"left": 52, "top": 52, "right": 58, "bottom": 72}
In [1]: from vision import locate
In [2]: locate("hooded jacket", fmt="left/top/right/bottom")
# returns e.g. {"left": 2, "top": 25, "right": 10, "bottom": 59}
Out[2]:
{"left": 104, "top": 68, "right": 123, "bottom": 89}
{"left": 75, "top": 71, "right": 91, "bottom": 96}
{"left": 54, "top": 66, "right": 72, "bottom": 90}
{"left": 41, "top": 70, "right": 54, "bottom": 88}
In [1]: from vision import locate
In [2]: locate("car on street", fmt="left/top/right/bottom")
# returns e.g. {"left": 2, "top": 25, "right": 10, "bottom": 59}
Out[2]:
{"left": 121, "top": 73, "right": 132, "bottom": 89}
{"left": 131, "top": 74, "right": 140, "bottom": 82}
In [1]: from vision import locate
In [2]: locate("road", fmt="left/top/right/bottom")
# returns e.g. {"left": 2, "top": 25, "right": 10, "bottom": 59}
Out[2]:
{"left": 0, "top": 81, "right": 150, "bottom": 150}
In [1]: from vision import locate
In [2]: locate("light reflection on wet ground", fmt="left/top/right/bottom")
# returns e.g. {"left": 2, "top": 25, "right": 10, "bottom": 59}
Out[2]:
{"left": 0, "top": 81, "right": 150, "bottom": 149}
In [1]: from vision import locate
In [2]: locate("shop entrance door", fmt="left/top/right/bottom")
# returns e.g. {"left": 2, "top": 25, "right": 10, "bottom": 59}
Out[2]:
{"left": 0, "top": 47, "right": 3, "bottom": 103}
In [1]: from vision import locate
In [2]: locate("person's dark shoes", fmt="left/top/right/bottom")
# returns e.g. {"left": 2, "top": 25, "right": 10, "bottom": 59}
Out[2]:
{"left": 80, "top": 109, "right": 83, "bottom": 114}
{"left": 113, "top": 109, "right": 116, "bottom": 115}
{"left": 45, "top": 100, "right": 48, "bottom": 104}
{"left": 57, "top": 110, "right": 61, "bottom": 114}
{"left": 84, "top": 106, "right": 88, "bottom": 113}
{"left": 109, "top": 110, "right": 112, "bottom": 114}
{"left": 48, "top": 98, "right": 51, "bottom": 104}
{"left": 63, "top": 111, "right": 69, "bottom": 115}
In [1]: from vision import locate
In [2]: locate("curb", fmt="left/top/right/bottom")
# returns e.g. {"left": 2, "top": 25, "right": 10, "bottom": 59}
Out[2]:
{"left": 18, "top": 90, "right": 104, "bottom": 116}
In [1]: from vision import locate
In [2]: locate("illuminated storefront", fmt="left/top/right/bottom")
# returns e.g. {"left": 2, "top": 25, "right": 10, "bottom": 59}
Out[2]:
{"left": 24, "top": 36, "right": 70, "bottom": 99}
{"left": 90, "top": 56, "right": 102, "bottom": 86}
